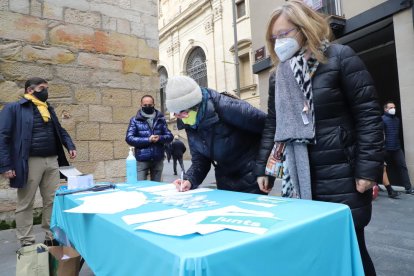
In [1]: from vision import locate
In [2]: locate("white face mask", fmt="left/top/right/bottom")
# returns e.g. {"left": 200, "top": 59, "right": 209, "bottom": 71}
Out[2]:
{"left": 274, "top": 37, "right": 300, "bottom": 62}
{"left": 388, "top": 108, "right": 396, "bottom": 115}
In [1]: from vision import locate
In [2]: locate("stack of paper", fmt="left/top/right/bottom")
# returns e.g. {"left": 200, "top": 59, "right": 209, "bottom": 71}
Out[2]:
{"left": 64, "top": 191, "right": 147, "bottom": 214}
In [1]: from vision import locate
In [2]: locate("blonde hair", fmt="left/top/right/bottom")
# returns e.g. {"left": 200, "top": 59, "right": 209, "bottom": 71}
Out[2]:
{"left": 265, "top": 0, "right": 333, "bottom": 66}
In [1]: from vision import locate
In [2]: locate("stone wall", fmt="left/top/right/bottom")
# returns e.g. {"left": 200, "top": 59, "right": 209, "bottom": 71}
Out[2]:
{"left": 0, "top": 0, "right": 159, "bottom": 195}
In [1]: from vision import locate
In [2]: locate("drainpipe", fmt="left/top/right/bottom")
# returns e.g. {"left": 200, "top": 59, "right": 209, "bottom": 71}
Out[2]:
{"left": 232, "top": 0, "right": 241, "bottom": 97}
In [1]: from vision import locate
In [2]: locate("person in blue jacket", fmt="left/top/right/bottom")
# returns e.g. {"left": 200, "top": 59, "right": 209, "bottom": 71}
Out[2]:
{"left": 0, "top": 77, "right": 76, "bottom": 247}
{"left": 165, "top": 76, "right": 268, "bottom": 194}
{"left": 382, "top": 101, "right": 413, "bottom": 194}
{"left": 125, "top": 95, "right": 173, "bottom": 181}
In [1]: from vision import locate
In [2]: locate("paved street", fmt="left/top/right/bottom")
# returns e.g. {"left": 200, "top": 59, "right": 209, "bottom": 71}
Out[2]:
{"left": 1, "top": 160, "right": 413, "bottom": 276}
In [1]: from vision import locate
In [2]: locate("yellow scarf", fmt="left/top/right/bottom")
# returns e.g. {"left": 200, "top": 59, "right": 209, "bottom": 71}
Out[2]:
{"left": 24, "top": 94, "right": 50, "bottom": 122}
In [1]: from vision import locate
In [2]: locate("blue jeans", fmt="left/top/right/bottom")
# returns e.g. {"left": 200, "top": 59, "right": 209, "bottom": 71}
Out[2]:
{"left": 137, "top": 160, "right": 164, "bottom": 182}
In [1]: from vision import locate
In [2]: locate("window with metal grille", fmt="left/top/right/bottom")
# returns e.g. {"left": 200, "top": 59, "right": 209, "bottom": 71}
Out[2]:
{"left": 236, "top": 0, "right": 246, "bottom": 19}
{"left": 186, "top": 47, "right": 208, "bottom": 87}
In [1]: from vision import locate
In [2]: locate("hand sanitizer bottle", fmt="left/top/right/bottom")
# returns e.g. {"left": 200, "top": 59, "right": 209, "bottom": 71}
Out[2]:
{"left": 126, "top": 147, "right": 137, "bottom": 184}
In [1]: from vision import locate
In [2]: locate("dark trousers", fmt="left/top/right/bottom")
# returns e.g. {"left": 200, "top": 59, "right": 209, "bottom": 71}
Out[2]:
{"left": 356, "top": 228, "right": 376, "bottom": 276}
{"left": 173, "top": 157, "right": 185, "bottom": 174}
{"left": 385, "top": 149, "right": 412, "bottom": 190}
{"left": 137, "top": 160, "right": 164, "bottom": 182}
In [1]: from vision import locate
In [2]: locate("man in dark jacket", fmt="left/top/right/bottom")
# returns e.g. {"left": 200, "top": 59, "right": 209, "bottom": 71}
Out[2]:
{"left": 165, "top": 76, "right": 268, "bottom": 194}
{"left": 171, "top": 135, "right": 186, "bottom": 175}
{"left": 382, "top": 101, "right": 413, "bottom": 194}
{"left": 125, "top": 95, "right": 173, "bottom": 181}
{"left": 0, "top": 77, "right": 76, "bottom": 247}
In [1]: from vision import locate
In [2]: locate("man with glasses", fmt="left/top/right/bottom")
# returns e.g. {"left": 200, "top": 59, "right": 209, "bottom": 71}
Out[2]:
{"left": 0, "top": 77, "right": 76, "bottom": 247}
{"left": 125, "top": 95, "right": 173, "bottom": 181}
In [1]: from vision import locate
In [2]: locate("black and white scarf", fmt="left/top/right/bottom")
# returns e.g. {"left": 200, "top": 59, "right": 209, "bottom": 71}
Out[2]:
{"left": 281, "top": 40, "right": 330, "bottom": 198}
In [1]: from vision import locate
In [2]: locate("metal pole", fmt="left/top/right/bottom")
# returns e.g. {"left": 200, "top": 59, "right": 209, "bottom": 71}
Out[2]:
{"left": 232, "top": 0, "right": 241, "bottom": 97}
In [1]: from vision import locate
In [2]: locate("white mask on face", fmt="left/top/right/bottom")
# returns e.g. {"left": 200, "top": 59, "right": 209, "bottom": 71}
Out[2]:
{"left": 388, "top": 108, "right": 396, "bottom": 115}
{"left": 274, "top": 37, "right": 300, "bottom": 62}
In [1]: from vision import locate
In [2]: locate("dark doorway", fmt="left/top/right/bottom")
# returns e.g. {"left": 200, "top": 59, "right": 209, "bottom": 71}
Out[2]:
{"left": 336, "top": 18, "right": 405, "bottom": 186}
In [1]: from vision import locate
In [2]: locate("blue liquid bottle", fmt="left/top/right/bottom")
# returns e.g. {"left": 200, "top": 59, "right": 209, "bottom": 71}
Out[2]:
{"left": 126, "top": 147, "right": 137, "bottom": 184}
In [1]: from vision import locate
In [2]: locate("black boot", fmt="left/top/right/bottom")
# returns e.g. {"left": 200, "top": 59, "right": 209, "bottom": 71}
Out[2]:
{"left": 43, "top": 239, "right": 59, "bottom": 246}
{"left": 385, "top": 185, "right": 399, "bottom": 199}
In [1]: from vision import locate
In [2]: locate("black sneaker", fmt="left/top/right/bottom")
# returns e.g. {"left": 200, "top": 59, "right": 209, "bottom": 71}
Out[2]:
{"left": 405, "top": 189, "right": 414, "bottom": 195}
{"left": 43, "top": 239, "right": 59, "bottom": 246}
{"left": 388, "top": 190, "right": 400, "bottom": 199}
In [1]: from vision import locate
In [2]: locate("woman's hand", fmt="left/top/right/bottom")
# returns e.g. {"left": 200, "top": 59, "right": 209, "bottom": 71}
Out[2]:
{"left": 173, "top": 179, "right": 191, "bottom": 192}
{"left": 355, "top": 178, "right": 375, "bottom": 193}
{"left": 257, "top": 176, "right": 272, "bottom": 193}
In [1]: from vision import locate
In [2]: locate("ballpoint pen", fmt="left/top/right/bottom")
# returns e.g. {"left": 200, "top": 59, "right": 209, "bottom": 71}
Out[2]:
{"left": 180, "top": 171, "right": 184, "bottom": 192}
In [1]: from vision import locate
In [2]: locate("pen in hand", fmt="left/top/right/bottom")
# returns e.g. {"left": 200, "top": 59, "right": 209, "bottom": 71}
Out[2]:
{"left": 180, "top": 171, "right": 184, "bottom": 192}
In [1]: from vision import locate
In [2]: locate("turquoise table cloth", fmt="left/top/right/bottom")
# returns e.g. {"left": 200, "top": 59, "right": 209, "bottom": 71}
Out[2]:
{"left": 51, "top": 181, "right": 364, "bottom": 276}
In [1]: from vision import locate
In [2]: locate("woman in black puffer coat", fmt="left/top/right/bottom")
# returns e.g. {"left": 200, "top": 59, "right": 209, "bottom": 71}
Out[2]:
{"left": 165, "top": 76, "right": 267, "bottom": 194}
{"left": 255, "top": 2, "right": 383, "bottom": 275}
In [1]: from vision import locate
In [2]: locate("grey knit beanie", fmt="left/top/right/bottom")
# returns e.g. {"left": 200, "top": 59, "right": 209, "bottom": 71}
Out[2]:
{"left": 165, "top": 76, "right": 202, "bottom": 113}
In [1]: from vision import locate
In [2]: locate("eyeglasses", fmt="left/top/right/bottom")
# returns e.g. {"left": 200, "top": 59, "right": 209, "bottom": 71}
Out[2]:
{"left": 142, "top": 104, "right": 154, "bottom": 107}
{"left": 271, "top": 28, "right": 298, "bottom": 41}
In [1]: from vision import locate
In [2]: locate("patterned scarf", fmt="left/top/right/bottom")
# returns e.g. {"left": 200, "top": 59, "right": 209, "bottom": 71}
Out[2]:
{"left": 281, "top": 40, "right": 330, "bottom": 198}
{"left": 24, "top": 94, "right": 50, "bottom": 122}
{"left": 289, "top": 40, "right": 329, "bottom": 144}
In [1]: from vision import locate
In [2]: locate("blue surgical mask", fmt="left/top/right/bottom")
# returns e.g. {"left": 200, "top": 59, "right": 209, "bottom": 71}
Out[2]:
{"left": 274, "top": 38, "right": 300, "bottom": 62}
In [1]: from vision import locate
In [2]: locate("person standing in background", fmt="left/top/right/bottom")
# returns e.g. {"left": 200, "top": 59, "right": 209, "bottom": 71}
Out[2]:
{"left": 171, "top": 135, "right": 186, "bottom": 175}
{"left": 382, "top": 101, "right": 413, "bottom": 194}
{"left": 125, "top": 95, "right": 173, "bottom": 181}
{"left": 0, "top": 77, "right": 77, "bottom": 247}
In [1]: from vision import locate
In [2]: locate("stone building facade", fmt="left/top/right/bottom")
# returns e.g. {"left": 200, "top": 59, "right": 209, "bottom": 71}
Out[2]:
{"left": 158, "top": 0, "right": 258, "bottom": 152}
{"left": 0, "top": 0, "right": 159, "bottom": 218}
{"left": 158, "top": 0, "right": 258, "bottom": 109}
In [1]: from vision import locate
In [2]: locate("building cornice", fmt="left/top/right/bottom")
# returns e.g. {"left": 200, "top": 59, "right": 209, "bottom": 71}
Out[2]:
{"left": 159, "top": 0, "right": 211, "bottom": 41}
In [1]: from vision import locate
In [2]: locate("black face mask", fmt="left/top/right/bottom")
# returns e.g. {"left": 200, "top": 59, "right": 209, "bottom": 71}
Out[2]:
{"left": 142, "top": 106, "right": 155, "bottom": 114}
{"left": 33, "top": 88, "right": 48, "bottom": 102}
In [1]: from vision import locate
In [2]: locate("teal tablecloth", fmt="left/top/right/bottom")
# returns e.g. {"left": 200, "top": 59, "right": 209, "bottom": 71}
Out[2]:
{"left": 51, "top": 181, "right": 364, "bottom": 276}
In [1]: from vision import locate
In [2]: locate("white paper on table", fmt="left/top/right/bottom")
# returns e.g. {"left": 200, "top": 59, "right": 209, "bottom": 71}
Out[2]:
{"left": 135, "top": 205, "right": 278, "bottom": 236}
{"left": 61, "top": 254, "right": 70, "bottom": 260}
{"left": 152, "top": 187, "right": 213, "bottom": 197}
{"left": 64, "top": 191, "right": 147, "bottom": 214}
{"left": 240, "top": 201, "right": 277, "bottom": 208}
{"left": 122, "top": 208, "right": 188, "bottom": 225}
{"left": 137, "top": 184, "right": 176, "bottom": 193}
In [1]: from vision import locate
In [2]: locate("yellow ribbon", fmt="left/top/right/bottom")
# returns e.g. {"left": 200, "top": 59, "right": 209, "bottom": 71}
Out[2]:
{"left": 24, "top": 94, "right": 50, "bottom": 122}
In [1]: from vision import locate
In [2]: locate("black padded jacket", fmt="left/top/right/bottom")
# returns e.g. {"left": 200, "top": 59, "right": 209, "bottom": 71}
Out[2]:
{"left": 255, "top": 44, "right": 384, "bottom": 229}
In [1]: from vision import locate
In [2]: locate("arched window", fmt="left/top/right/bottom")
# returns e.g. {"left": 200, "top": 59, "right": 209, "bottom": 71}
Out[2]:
{"left": 185, "top": 47, "right": 208, "bottom": 87}
{"left": 158, "top": 66, "right": 168, "bottom": 114}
